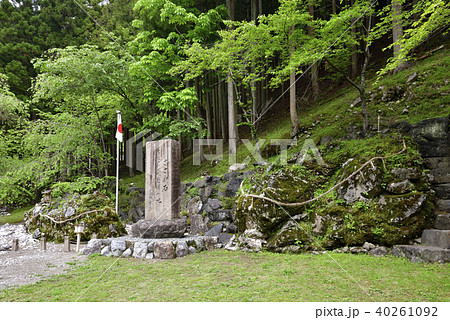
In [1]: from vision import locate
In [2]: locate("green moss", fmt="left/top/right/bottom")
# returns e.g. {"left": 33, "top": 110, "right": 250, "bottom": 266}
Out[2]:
{"left": 219, "top": 196, "right": 236, "bottom": 210}
{"left": 237, "top": 140, "right": 436, "bottom": 251}
{"left": 236, "top": 167, "right": 318, "bottom": 235}
{"left": 24, "top": 192, "right": 126, "bottom": 242}
{"left": 187, "top": 187, "right": 199, "bottom": 198}
{"left": 180, "top": 210, "right": 191, "bottom": 225}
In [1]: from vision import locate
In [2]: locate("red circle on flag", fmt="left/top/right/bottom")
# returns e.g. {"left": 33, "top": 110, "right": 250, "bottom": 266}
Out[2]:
{"left": 118, "top": 124, "right": 123, "bottom": 133}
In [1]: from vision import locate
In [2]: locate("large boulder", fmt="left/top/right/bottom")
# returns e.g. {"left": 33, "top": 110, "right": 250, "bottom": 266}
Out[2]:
{"left": 175, "top": 241, "right": 189, "bottom": 257}
{"left": 236, "top": 161, "right": 435, "bottom": 252}
{"left": 130, "top": 218, "right": 187, "bottom": 238}
{"left": 187, "top": 196, "right": 203, "bottom": 215}
{"left": 205, "top": 223, "right": 223, "bottom": 237}
{"left": 24, "top": 192, "right": 126, "bottom": 242}
{"left": 111, "top": 239, "right": 127, "bottom": 257}
{"left": 386, "top": 180, "right": 413, "bottom": 194}
{"left": 336, "top": 158, "right": 384, "bottom": 204}
{"left": 204, "top": 199, "right": 222, "bottom": 212}
{"left": 218, "top": 177, "right": 243, "bottom": 198}
{"left": 235, "top": 168, "right": 317, "bottom": 236}
{"left": 133, "top": 241, "right": 148, "bottom": 259}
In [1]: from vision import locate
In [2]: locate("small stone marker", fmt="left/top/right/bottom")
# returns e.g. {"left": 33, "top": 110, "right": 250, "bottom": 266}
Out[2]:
{"left": 12, "top": 238, "right": 19, "bottom": 251}
{"left": 64, "top": 235, "right": 71, "bottom": 252}
{"left": 145, "top": 139, "right": 180, "bottom": 220}
{"left": 42, "top": 190, "right": 52, "bottom": 203}
{"left": 40, "top": 237, "right": 46, "bottom": 251}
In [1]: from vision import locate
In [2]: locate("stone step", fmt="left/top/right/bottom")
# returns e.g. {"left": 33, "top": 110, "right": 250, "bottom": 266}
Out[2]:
{"left": 434, "top": 183, "right": 450, "bottom": 199}
{"left": 423, "top": 157, "right": 450, "bottom": 171}
{"left": 436, "top": 199, "right": 450, "bottom": 213}
{"left": 391, "top": 245, "right": 450, "bottom": 263}
{"left": 430, "top": 169, "right": 450, "bottom": 184}
{"left": 434, "top": 214, "right": 450, "bottom": 230}
{"left": 421, "top": 229, "right": 450, "bottom": 249}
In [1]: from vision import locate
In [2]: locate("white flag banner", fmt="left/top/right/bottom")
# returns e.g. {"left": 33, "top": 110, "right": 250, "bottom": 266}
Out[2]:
{"left": 116, "top": 112, "right": 123, "bottom": 142}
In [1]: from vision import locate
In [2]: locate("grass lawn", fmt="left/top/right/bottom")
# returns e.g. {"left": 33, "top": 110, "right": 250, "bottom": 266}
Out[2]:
{"left": 0, "top": 205, "right": 33, "bottom": 225}
{"left": 1, "top": 250, "right": 448, "bottom": 302}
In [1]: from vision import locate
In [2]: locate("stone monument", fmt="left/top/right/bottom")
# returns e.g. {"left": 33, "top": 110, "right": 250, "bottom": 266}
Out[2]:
{"left": 145, "top": 139, "right": 180, "bottom": 220}
{"left": 131, "top": 139, "right": 187, "bottom": 238}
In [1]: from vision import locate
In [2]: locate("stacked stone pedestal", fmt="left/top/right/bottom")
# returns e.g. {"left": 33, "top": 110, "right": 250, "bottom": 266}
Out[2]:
{"left": 393, "top": 117, "right": 450, "bottom": 263}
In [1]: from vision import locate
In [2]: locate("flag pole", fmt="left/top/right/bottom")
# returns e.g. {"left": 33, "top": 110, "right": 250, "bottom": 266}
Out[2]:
{"left": 116, "top": 110, "right": 121, "bottom": 215}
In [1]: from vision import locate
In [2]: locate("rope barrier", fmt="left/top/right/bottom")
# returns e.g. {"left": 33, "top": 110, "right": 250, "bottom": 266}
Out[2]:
{"left": 239, "top": 140, "right": 407, "bottom": 207}
{"left": 38, "top": 209, "right": 105, "bottom": 224}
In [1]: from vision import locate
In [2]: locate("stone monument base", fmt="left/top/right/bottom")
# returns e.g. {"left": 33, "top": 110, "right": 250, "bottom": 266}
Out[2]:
{"left": 131, "top": 218, "right": 187, "bottom": 239}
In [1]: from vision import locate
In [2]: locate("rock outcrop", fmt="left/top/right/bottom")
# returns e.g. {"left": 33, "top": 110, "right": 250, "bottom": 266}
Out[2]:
{"left": 235, "top": 146, "right": 435, "bottom": 253}
{"left": 24, "top": 192, "right": 126, "bottom": 242}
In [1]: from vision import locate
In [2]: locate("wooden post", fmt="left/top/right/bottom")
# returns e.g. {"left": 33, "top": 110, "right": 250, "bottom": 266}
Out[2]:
{"left": 40, "top": 237, "right": 46, "bottom": 251}
{"left": 12, "top": 238, "right": 19, "bottom": 251}
{"left": 64, "top": 236, "right": 71, "bottom": 252}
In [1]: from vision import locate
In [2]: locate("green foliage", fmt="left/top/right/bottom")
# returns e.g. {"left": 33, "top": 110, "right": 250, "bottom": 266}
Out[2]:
{"left": 130, "top": 0, "right": 224, "bottom": 140}
{"left": 0, "top": 0, "right": 102, "bottom": 98}
{"left": 0, "top": 110, "right": 113, "bottom": 206}
{"left": 373, "top": 0, "right": 450, "bottom": 75}
{"left": 0, "top": 73, "right": 27, "bottom": 124}
{"left": 143, "top": 87, "right": 204, "bottom": 138}
{"left": 0, "top": 73, "right": 29, "bottom": 170}
{"left": 219, "top": 196, "right": 236, "bottom": 210}
{"left": 1, "top": 0, "right": 449, "bottom": 214}
{"left": 50, "top": 177, "right": 115, "bottom": 199}
{"left": 187, "top": 187, "right": 199, "bottom": 198}
{"left": 352, "top": 201, "right": 369, "bottom": 211}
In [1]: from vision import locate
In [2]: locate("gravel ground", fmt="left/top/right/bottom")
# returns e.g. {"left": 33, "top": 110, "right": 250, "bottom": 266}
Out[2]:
{"left": 0, "top": 223, "right": 88, "bottom": 291}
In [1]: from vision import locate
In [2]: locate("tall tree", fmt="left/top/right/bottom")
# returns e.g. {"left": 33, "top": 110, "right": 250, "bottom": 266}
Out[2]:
{"left": 391, "top": 0, "right": 408, "bottom": 72}
{"left": 351, "top": 0, "right": 359, "bottom": 78}
{"left": 374, "top": 0, "right": 449, "bottom": 75}
{"left": 0, "top": 0, "right": 102, "bottom": 99}
{"left": 308, "top": 1, "right": 319, "bottom": 100}
{"left": 131, "top": 0, "right": 225, "bottom": 147}
{"left": 226, "top": 0, "right": 238, "bottom": 158}
{"left": 32, "top": 45, "right": 142, "bottom": 176}
{"left": 289, "top": 25, "right": 299, "bottom": 134}
{"left": 251, "top": 0, "right": 259, "bottom": 126}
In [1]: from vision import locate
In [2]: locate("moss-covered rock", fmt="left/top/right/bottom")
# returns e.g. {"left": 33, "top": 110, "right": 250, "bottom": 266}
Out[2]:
{"left": 236, "top": 167, "right": 318, "bottom": 236}
{"left": 24, "top": 192, "right": 126, "bottom": 242}
{"left": 236, "top": 154, "right": 434, "bottom": 252}
{"left": 336, "top": 158, "right": 384, "bottom": 204}
{"left": 265, "top": 191, "right": 434, "bottom": 251}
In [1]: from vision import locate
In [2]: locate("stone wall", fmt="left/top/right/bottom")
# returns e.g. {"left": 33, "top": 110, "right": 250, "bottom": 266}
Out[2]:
{"left": 403, "top": 116, "right": 450, "bottom": 215}
{"left": 81, "top": 235, "right": 222, "bottom": 259}
{"left": 180, "top": 170, "right": 255, "bottom": 235}
{"left": 118, "top": 170, "right": 255, "bottom": 234}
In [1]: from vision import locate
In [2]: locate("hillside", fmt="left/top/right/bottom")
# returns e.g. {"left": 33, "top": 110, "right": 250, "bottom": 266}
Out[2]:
{"left": 177, "top": 46, "right": 449, "bottom": 182}
{"left": 113, "top": 45, "right": 449, "bottom": 191}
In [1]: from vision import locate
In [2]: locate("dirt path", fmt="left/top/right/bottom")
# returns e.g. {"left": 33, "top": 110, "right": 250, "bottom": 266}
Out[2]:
{"left": 0, "top": 224, "right": 87, "bottom": 291}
